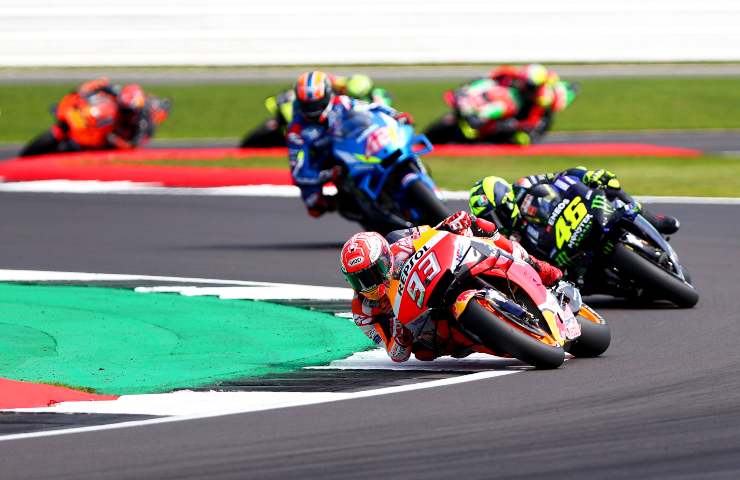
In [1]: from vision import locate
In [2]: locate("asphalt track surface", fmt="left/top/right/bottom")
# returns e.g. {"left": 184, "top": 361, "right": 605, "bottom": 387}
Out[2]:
{"left": 1, "top": 191, "right": 739, "bottom": 479}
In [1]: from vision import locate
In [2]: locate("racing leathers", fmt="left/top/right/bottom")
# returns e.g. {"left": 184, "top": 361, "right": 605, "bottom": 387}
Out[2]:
{"left": 286, "top": 95, "right": 409, "bottom": 217}
{"left": 56, "top": 77, "right": 170, "bottom": 150}
{"left": 351, "top": 211, "right": 563, "bottom": 362}
{"left": 513, "top": 167, "right": 680, "bottom": 236}
{"left": 453, "top": 64, "right": 576, "bottom": 144}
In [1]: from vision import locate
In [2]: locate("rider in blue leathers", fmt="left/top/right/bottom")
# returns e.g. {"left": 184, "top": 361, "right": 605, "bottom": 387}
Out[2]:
{"left": 287, "top": 71, "right": 413, "bottom": 217}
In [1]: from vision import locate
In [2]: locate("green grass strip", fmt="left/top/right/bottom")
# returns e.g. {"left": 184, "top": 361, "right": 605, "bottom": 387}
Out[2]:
{"left": 1, "top": 77, "right": 739, "bottom": 142}
{"left": 137, "top": 154, "right": 740, "bottom": 197}
{"left": 0, "top": 283, "right": 370, "bottom": 395}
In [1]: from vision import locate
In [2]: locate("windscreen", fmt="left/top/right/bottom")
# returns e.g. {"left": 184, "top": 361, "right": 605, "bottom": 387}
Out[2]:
{"left": 334, "top": 110, "right": 374, "bottom": 139}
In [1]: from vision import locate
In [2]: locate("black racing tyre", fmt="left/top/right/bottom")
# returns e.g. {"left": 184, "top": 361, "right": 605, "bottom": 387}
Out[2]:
{"left": 239, "top": 122, "right": 285, "bottom": 148}
{"left": 405, "top": 180, "right": 450, "bottom": 226}
{"left": 459, "top": 299, "right": 565, "bottom": 369}
{"left": 613, "top": 242, "right": 699, "bottom": 308}
{"left": 19, "top": 130, "right": 60, "bottom": 157}
{"left": 423, "top": 116, "right": 463, "bottom": 144}
{"left": 565, "top": 304, "right": 611, "bottom": 358}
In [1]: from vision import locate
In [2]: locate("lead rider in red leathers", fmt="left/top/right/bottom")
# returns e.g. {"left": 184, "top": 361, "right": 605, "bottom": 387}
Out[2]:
{"left": 340, "top": 211, "right": 564, "bottom": 362}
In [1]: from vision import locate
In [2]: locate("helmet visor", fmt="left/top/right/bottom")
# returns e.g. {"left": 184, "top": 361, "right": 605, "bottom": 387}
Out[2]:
{"left": 298, "top": 96, "right": 330, "bottom": 120}
{"left": 344, "top": 257, "right": 391, "bottom": 292}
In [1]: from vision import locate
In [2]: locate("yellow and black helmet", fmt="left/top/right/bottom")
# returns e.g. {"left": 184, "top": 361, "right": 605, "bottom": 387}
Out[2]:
{"left": 469, "top": 176, "right": 520, "bottom": 232}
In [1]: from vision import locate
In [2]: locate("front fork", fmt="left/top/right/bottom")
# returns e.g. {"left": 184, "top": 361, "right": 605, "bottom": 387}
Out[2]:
{"left": 452, "top": 289, "right": 542, "bottom": 334}
{"left": 452, "top": 287, "right": 575, "bottom": 346}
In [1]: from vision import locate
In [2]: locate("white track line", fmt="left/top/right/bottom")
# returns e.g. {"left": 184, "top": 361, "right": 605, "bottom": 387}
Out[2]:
{"left": 0, "top": 180, "right": 737, "bottom": 204}
{"left": 0, "top": 370, "right": 518, "bottom": 442}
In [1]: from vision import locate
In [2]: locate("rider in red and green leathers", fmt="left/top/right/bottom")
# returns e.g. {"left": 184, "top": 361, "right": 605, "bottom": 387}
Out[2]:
{"left": 455, "top": 64, "right": 577, "bottom": 145}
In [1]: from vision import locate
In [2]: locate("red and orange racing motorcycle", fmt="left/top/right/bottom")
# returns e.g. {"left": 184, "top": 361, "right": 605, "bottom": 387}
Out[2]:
{"left": 20, "top": 91, "right": 119, "bottom": 157}
{"left": 388, "top": 228, "right": 610, "bottom": 368}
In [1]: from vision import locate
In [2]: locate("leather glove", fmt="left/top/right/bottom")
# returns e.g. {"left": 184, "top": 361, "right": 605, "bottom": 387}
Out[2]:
{"left": 395, "top": 112, "right": 415, "bottom": 125}
{"left": 583, "top": 169, "right": 620, "bottom": 190}
{"left": 436, "top": 211, "right": 472, "bottom": 234}
{"left": 470, "top": 217, "right": 499, "bottom": 238}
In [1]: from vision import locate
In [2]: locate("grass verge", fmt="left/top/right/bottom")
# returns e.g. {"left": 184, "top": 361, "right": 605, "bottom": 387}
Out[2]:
{"left": 138, "top": 154, "right": 740, "bottom": 197}
{"left": 1, "top": 77, "right": 739, "bottom": 142}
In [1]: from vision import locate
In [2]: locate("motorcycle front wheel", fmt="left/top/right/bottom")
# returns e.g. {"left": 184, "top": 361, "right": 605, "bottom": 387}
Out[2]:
{"left": 19, "top": 129, "right": 60, "bottom": 157}
{"left": 613, "top": 243, "right": 699, "bottom": 308}
{"left": 405, "top": 180, "right": 450, "bottom": 227}
{"left": 423, "top": 115, "right": 465, "bottom": 145}
{"left": 564, "top": 304, "right": 611, "bottom": 358}
{"left": 459, "top": 298, "right": 565, "bottom": 369}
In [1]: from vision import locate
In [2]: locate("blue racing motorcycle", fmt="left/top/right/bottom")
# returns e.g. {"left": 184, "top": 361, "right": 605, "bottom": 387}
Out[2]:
{"left": 329, "top": 107, "right": 449, "bottom": 234}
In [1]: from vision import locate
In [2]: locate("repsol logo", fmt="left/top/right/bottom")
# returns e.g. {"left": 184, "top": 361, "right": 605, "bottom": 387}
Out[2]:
{"left": 398, "top": 245, "right": 429, "bottom": 291}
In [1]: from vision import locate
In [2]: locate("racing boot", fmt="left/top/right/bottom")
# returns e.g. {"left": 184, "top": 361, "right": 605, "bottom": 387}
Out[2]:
{"left": 643, "top": 210, "right": 680, "bottom": 235}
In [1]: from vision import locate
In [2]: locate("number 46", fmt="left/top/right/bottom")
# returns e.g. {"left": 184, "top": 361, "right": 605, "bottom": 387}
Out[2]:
{"left": 555, "top": 197, "right": 588, "bottom": 249}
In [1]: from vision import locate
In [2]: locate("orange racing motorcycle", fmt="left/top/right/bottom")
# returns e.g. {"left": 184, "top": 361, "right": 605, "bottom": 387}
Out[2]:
{"left": 389, "top": 227, "right": 610, "bottom": 368}
{"left": 20, "top": 90, "right": 170, "bottom": 157}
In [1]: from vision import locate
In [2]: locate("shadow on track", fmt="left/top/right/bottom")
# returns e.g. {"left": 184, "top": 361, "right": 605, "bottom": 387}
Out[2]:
{"left": 584, "top": 295, "right": 682, "bottom": 310}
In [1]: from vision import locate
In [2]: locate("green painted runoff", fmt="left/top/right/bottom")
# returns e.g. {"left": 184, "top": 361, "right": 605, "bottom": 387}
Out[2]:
{"left": 0, "top": 283, "right": 370, "bottom": 395}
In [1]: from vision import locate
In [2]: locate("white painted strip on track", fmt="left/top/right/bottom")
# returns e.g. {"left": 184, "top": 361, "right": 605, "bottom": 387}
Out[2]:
{"left": 0, "top": 269, "right": 527, "bottom": 441}
{"left": 0, "top": 369, "right": 519, "bottom": 442}
{"left": 6, "top": 351, "right": 522, "bottom": 416}
{"left": 134, "top": 285, "right": 352, "bottom": 301}
{"left": 308, "top": 349, "right": 526, "bottom": 372}
{"left": 0, "top": 269, "right": 351, "bottom": 298}
{"left": 1, "top": 179, "right": 739, "bottom": 204}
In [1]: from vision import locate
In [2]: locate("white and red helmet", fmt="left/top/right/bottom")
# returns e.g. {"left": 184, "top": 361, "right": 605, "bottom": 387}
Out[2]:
{"left": 295, "top": 71, "right": 334, "bottom": 121}
{"left": 340, "top": 232, "right": 392, "bottom": 300}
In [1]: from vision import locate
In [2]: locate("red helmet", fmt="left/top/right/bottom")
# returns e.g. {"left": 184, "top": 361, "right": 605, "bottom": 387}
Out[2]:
{"left": 340, "top": 232, "right": 392, "bottom": 300}
{"left": 118, "top": 84, "right": 146, "bottom": 113}
{"left": 295, "top": 71, "right": 334, "bottom": 121}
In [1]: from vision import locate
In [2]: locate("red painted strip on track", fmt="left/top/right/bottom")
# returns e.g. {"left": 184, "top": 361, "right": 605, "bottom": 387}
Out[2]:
{"left": 11, "top": 147, "right": 289, "bottom": 163}
{"left": 0, "top": 158, "right": 291, "bottom": 187}
{"left": 0, "top": 378, "right": 117, "bottom": 409}
{"left": 428, "top": 143, "right": 703, "bottom": 157}
{"left": 0, "top": 143, "right": 701, "bottom": 187}
{"left": 5, "top": 143, "right": 702, "bottom": 165}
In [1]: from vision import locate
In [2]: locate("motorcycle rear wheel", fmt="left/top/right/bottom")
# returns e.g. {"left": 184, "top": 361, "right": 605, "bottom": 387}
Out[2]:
{"left": 613, "top": 243, "right": 699, "bottom": 308}
{"left": 239, "top": 121, "right": 285, "bottom": 148}
{"left": 459, "top": 299, "right": 565, "bottom": 369}
{"left": 423, "top": 116, "right": 464, "bottom": 144}
{"left": 564, "top": 304, "right": 611, "bottom": 358}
